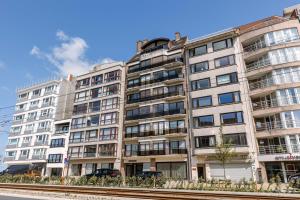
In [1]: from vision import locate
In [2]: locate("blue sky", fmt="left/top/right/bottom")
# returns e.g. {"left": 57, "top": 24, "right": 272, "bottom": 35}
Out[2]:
{"left": 0, "top": 0, "right": 299, "bottom": 167}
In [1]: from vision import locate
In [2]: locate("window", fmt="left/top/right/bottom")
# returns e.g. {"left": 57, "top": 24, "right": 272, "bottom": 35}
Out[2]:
{"left": 91, "top": 87, "right": 102, "bottom": 99}
{"left": 91, "top": 74, "right": 103, "bottom": 85}
{"left": 99, "top": 144, "right": 116, "bottom": 157}
{"left": 189, "top": 45, "right": 207, "bottom": 57}
{"left": 11, "top": 126, "right": 22, "bottom": 133}
{"left": 100, "top": 127, "right": 117, "bottom": 140}
{"left": 193, "top": 115, "right": 214, "bottom": 128}
{"left": 169, "top": 120, "right": 185, "bottom": 130}
{"left": 213, "top": 38, "right": 233, "bottom": 51}
{"left": 8, "top": 138, "right": 18, "bottom": 145}
{"left": 42, "top": 97, "right": 55, "bottom": 106}
{"left": 73, "top": 103, "right": 88, "bottom": 115}
{"left": 48, "top": 154, "right": 63, "bottom": 163}
{"left": 125, "top": 126, "right": 139, "bottom": 138}
{"left": 191, "top": 78, "right": 210, "bottom": 91}
{"left": 100, "top": 112, "right": 118, "bottom": 125}
{"left": 87, "top": 115, "right": 99, "bottom": 127}
{"left": 170, "top": 141, "right": 186, "bottom": 153}
{"left": 156, "top": 162, "right": 187, "bottom": 179}
{"left": 89, "top": 101, "right": 101, "bottom": 113}
{"left": 215, "top": 55, "right": 235, "bottom": 68}
{"left": 68, "top": 147, "right": 83, "bottom": 158}
{"left": 37, "top": 121, "right": 51, "bottom": 130}
{"left": 127, "top": 78, "right": 140, "bottom": 88}
{"left": 195, "top": 136, "right": 216, "bottom": 148}
{"left": 32, "top": 89, "right": 41, "bottom": 96}
{"left": 223, "top": 133, "right": 247, "bottom": 146}
{"left": 103, "top": 84, "right": 120, "bottom": 96}
{"left": 69, "top": 132, "right": 84, "bottom": 143}
{"left": 16, "top": 103, "right": 26, "bottom": 111}
{"left": 220, "top": 111, "right": 243, "bottom": 125}
{"left": 50, "top": 138, "right": 65, "bottom": 148}
{"left": 140, "top": 59, "right": 151, "bottom": 67}
{"left": 71, "top": 117, "right": 86, "bottom": 129}
{"left": 216, "top": 72, "right": 238, "bottom": 86}
{"left": 27, "top": 112, "right": 37, "bottom": 120}
{"left": 25, "top": 124, "right": 34, "bottom": 131}
{"left": 18, "top": 93, "right": 28, "bottom": 99}
{"left": 6, "top": 151, "right": 16, "bottom": 157}
{"left": 125, "top": 144, "right": 138, "bottom": 156}
{"left": 265, "top": 28, "right": 299, "bottom": 46}
{"left": 14, "top": 114, "right": 24, "bottom": 121}
{"left": 190, "top": 61, "right": 209, "bottom": 73}
{"left": 30, "top": 100, "right": 39, "bottom": 107}
{"left": 23, "top": 136, "right": 32, "bottom": 143}
{"left": 218, "top": 91, "right": 241, "bottom": 105}
{"left": 76, "top": 78, "right": 90, "bottom": 89}
{"left": 192, "top": 96, "right": 212, "bottom": 108}
{"left": 20, "top": 150, "right": 30, "bottom": 157}
{"left": 85, "top": 130, "right": 98, "bottom": 141}
{"left": 75, "top": 90, "right": 89, "bottom": 102}
{"left": 104, "top": 70, "right": 121, "bottom": 82}
{"left": 102, "top": 97, "right": 119, "bottom": 110}
{"left": 40, "top": 108, "right": 53, "bottom": 117}
{"left": 44, "top": 85, "right": 56, "bottom": 93}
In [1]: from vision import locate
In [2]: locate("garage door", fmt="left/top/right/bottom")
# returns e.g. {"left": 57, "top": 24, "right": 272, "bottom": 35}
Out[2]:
{"left": 210, "top": 163, "right": 252, "bottom": 182}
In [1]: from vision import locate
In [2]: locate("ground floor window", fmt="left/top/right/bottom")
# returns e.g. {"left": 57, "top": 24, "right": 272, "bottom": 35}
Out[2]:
{"left": 265, "top": 161, "right": 300, "bottom": 182}
{"left": 85, "top": 163, "right": 97, "bottom": 174}
{"left": 51, "top": 168, "right": 62, "bottom": 177}
{"left": 125, "top": 163, "right": 143, "bottom": 177}
{"left": 71, "top": 164, "right": 82, "bottom": 176}
{"left": 156, "top": 162, "right": 187, "bottom": 179}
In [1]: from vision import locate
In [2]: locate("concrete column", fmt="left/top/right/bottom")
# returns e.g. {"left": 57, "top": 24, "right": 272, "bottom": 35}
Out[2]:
{"left": 150, "top": 158, "right": 156, "bottom": 171}
{"left": 259, "top": 162, "right": 268, "bottom": 183}
{"left": 281, "top": 162, "right": 287, "bottom": 183}
{"left": 191, "top": 156, "right": 198, "bottom": 181}
{"left": 285, "top": 135, "right": 293, "bottom": 153}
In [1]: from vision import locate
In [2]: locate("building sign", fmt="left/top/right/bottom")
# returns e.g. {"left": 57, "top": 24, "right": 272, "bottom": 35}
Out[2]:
{"left": 275, "top": 154, "right": 300, "bottom": 161}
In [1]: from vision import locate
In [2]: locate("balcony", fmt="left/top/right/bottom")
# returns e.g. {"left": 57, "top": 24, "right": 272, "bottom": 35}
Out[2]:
{"left": 23, "top": 130, "right": 33, "bottom": 135}
{"left": 126, "top": 109, "right": 186, "bottom": 121}
{"left": 39, "top": 114, "right": 53, "bottom": 120}
{"left": 127, "top": 74, "right": 184, "bottom": 89}
{"left": 141, "top": 44, "right": 168, "bottom": 55}
{"left": 99, "top": 134, "right": 117, "bottom": 141}
{"left": 3, "top": 157, "right": 15, "bottom": 162}
{"left": 252, "top": 98, "right": 279, "bottom": 111}
{"left": 18, "top": 155, "right": 29, "bottom": 161}
{"left": 243, "top": 36, "right": 300, "bottom": 55}
{"left": 6, "top": 144, "right": 18, "bottom": 149}
{"left": 126, "top": 148, "right": 187, "bottom": 157}
{"left": 128, "top": 57, "right": 183, "bottom": 74}
{"left": 99, "top": 151, "right": 117, "bottom": 157}
{"left": 258, "top": 145, "right": 288, "bottom": 155}
{"left": 249, "top": 79, "right": 274, "bottom": 91}
{"left": 28, "top": 105, "right": 39, "bottom": 111}
{"left": 34, "top": 140, "right": 48, "bottom": 146}
{"left": 83, "top": 152, "right": 96, "bottom": 158}
{"left": 169, "top": 148, "right": 188, "bottom": 154}
{"left": 15, "top": 109, "right": 26, "bottom": 114}
{"left": 8, "top": 132, "right": 20, "bottom": 137}
{"left": 125, "top": 128, "right": 187, "bottom": 138}
{"left": 31, "top": 94, "right": 41, "bottom": 99}
{"left": 26, "top": 117, "right": 37, "bottom": 122}
{"left": 16, "top": 97, "right": 28, "bottom": 103}
{"left": 31, "top": 154, "right": 46, "bottom": 160}
{"left": 44, "top": 90, "right": 57, "bottom": 96}
{"left": 21, "top": 142, "right": 31, "bottom": 147}
{"left": 55, "top": 129, "right": 69, "bottom": 134}
{"left": 69, "top": 138, "right": 84, "bottom": 144}
{"left": 246, "top": 58, "right": 271, "bottom": 72}
{"left": 127, "top": 91, "right": 185, "bottom": 104}
{"left": 36, "top": 128, "right": 51, "bottom": 133}
{"left": 138, "top": 150, "right": 166, "bottom": 156}
{"left": 12, "top": 120, "right": 23, "bottom": 125}
{"left": 41, "top": 102, "right": 55, "bottom": 108}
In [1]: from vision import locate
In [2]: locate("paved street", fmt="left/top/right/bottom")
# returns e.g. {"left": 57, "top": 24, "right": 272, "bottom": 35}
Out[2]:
{"left": 0, "top": 196, "right": 36, "bottom": 200}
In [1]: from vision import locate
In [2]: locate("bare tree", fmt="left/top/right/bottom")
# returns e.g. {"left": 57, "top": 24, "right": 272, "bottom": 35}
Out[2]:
{"left": 214, "top": 126, "right": 236, "bottom": 180}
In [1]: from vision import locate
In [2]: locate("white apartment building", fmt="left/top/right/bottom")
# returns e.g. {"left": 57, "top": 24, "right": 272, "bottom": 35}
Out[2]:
{"left": 4, "top": 77, "right": 75, "bottom": 175}
{"left": 67, "top": 62, "right": 125, "bottom": 176}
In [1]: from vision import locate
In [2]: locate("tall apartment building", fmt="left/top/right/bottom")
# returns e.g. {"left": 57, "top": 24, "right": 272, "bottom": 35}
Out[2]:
{"left": 67, "top": 62, "right": 125, "bottom": 176}
{"left": 238, "top": 8, "right": 300, "bottom": 183}
{"left": 4, "top": 77, "right": 75, "bottom": 175}
{"left": 123, "top": 33, "right": 190, "bottom": 179}
{"left": 185, "top": 29, "right": 258, "bottom": 182}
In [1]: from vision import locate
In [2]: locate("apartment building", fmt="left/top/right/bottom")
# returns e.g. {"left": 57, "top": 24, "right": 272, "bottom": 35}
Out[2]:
{"left": 123, "top": 33, "right": 190, "bottom": 179}
{"left": 67, "top": 62, "right": 125, "bottom": 176}
{"left": 185, "top": 29, "right": 258, "bottom": 182}
{"left": 238, "top": 6, "right": 300, "bottom": 183}
{"left": 4, "top": 77, "right": 75, "bottom": 175}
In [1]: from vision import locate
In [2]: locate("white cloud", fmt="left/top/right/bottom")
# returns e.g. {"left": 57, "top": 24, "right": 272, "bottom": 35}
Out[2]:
{"left": 30, "top": 30, "right": 116, "bottom": 76}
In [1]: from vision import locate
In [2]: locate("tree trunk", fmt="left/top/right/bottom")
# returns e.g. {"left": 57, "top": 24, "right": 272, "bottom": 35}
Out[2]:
{"left": 223, "top": 162, "right": 226, "bottom": 180}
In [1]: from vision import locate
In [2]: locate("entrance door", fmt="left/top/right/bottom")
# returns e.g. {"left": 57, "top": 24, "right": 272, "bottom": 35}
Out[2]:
{"left": 197, "top": 166, "right": 205, "bottom": 180}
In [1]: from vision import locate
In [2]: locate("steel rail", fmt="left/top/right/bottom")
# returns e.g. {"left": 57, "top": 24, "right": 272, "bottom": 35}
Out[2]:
{"left": 0, "top": 183, "right": 298, "bottom": 200}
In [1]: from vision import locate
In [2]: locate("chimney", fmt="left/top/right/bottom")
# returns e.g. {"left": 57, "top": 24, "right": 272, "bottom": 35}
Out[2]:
{"left": 136, "top": 40, "right": 143, "bottom": 53}
{"left": 67, "top": 74, "right": 73, "bottom": 81}
{"left": 175, "top": 32, "right": 181, "bottom": 41}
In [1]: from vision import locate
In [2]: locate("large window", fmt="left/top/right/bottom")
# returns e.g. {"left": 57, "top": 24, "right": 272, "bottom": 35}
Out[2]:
{"left": 220, "top": 111, "right": 243, "bottom": 125}
{"left": 71, "top": 117, "right": 86, "bottom": 129}
{"left": 216, "top": 72, "right": 238, "bottom": 86}
{"left": 100, "top": 127, "right": 117, "bottom": 140}
{"left": 189, "top": 45, "right": 207, "bottom": 57}
{"left": 76, "top": 78, "right": 90, "bottom": 89}
{"left": 50, "top": 138, "right": 65, "bottom": 148}
{"left": 213, "top": 38, "right": 233, "bottom": 51}
{"left": 215, "top": 55, "right": 235, "bottom": 68}
{"left": 100, "top": 112, "right": 118, "bottom": 125}
{"left": 48, "top": 154, "right": 63, "bottom": 163}
{"left": 104, "top": 70, "right": 121, "bottom": 82}
{"left": 87, "top": 115, "right": 99, "bottom": 127}
{"left": 218, "top": 91, "right": 241, "bottom": 105}
{"left": 190, "top": 61, "right": 209, "bottom": 73}
{"left": 191, "top": 78, "right": 210, "bottom": 91}
{"left": 156, "top": 162, "right": 187, "bottom": 179}
{"left": 91, "top": 74, "right": 103, "bottom": 85}
{"left": 193, "top": 115, "right": 214, "bottom": 128}
{"left": 102, "top": 97, "right": 119, "bottom": 110}
{"left": 75, "top": 90, "right": 89, "bottom": 102}
{"left": 73, "top": 103, "right": 88, "bottom": 115}
{"left": 192, "top": 96, "right": 212, "bottom": 108}
{"left": 195, "top": 136, "right": 216, "bottom": 148}
{"left": 85, "top": 130, "right": 98, "bottom": 142}
{"left": 223, "top": 133, "right": 247, "bottom": 146}
{"left": 91, "top": 87, "right": 102, "bottom": 99}
{"left": 265, "top": 28, "right": 299, "bottom": 46}
{"left": 103, "top": 84, "right": 120, "bottom": 96}
{"left": 69, "top": 131, "right": 84, "bottom": 143}
{"left": 88, "top": 101, "right": 101, "bottom": 113}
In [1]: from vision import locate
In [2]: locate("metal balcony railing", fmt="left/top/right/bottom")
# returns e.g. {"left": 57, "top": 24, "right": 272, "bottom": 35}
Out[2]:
{"left": 3, "top": 157, "right": 15, "bottom": 162}
{"left": 21, "top": 142, "right": 31, "bottom": 147}
{"left": 125, "top": 128, "right": 187, "bottom": 138}
{"left": 6, "top": 144, "right": 18, "bottom": 149}
{"left": 291, "top": 144, "right": 300, "bottom": 153}
{"left": 126, "top": 108, "right": 186, "bottom": 121}
{"left": 18, "top": 155, "right": 29, "bottom": 161}
{"left": 34, "top": 140, "right": 48, "bottom": 146}
{"left": 127, "top": 74, "right": 184, "bottom": 88}
{"left": 140, "top": 44, "right": 168, "bottom": 55}
{"left": 258, "top": 145, "right": 288, "bottom": 155}
{"left": 83, "top": 152, "right": 96, "bottom": 157}
{"left": 249, "top": 78, "right": 274, "bottom": 91}
{"left": 39, "top": 114, "right": 53, "bottom": 120}
{"left": 36, "top": 128, "right": 51, "bottom": 133}
{"left": 23, "top": 130, "right": 33, "bottom": 135}
{"left": 128, "top": 57, "right": 183, "bottom": 74}
{"left": 99, "top": 151, "right": 117, "bottom": 157}
{"left": 246, "top": 58, "right": 272, "bottom": 72}
{"left": 12, "top": 120, "right": 23, "bottom": 125}
{"left": 255, "top": 120, "right": 300, "bottom": 131}
{"left": 55, "top": 129, "right": 69, "bottom": 134}
{"left": 31, "top": 154, "right": 46, "bottom": 160}
{"left": 252, "top": 96, "right": 300, "bottom": 110}
{"left": 127, "top": 91, "right": 185, "bottom": 104}
{"left": 8, "top": 132, "right": 21, "bottom": 137}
